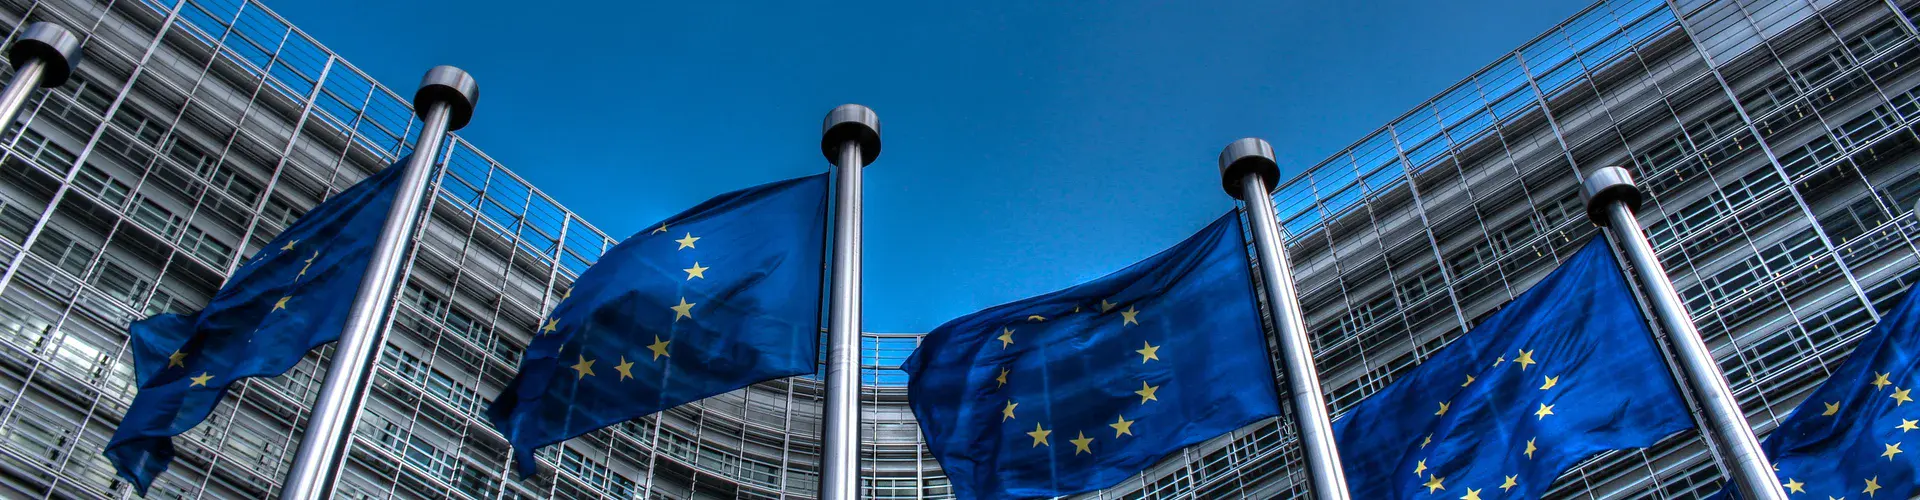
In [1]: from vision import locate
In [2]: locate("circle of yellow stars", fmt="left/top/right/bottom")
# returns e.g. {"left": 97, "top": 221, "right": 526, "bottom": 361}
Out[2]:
{"left": 992, "top": 298, "right": 1157, "bottom": 459}
{"left": 1409, "top": 347, "right": 1562, "bottom": 497}
{"left": 1792, "top": 370, "right": 1914, "bottom": 498}
{"left": 557, "top": 223, "right": 706, "bottom": 382}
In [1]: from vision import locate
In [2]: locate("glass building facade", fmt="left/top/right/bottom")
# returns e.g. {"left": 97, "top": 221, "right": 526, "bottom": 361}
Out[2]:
{"left": 0, "top": 0, "right": 1916, "bottom": 498}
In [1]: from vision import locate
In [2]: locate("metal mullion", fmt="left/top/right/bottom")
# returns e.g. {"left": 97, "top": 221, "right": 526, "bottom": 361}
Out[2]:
{"left": 1879, "top": 0, "right": 1920, "bottom": 36}
{"left": 429, "top": 149, "right": 498, "bottom": 498}
{"left": 0, "top": 0, "right": 184, "bottom": 298}
{"left": 1322, "top": 161, "right": 1408, "bottom": 404}
{"left": 1457, "top": 110, "right": 1532, "bottom": 302}
{"left": 0, "top": 4, "right": 189, "bottom": 479}
{"left": 1778, "top": 11, "right": 1920, "bottom": 259}
{"left": 1659, "top": 1, "right": 1884, "bottom": 333}
{"left": 1672, "top": 3, "right": 1886, "bottom": 431}
{"left": 223, "top": 54, "right": 331, "bottom": 277}
{"left": 773, "top": 379, "right": 795, "bottom": 498}
{"left": 1385, "top": 126, "right": 1476, "bottom": 341}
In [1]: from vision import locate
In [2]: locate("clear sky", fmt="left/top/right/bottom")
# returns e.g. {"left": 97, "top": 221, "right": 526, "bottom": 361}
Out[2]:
{"left": 264, "top": 0, "right": 1589, "bottom": 332}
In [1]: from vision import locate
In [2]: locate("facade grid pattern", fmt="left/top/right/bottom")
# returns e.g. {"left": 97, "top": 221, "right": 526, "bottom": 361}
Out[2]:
{"left": 0, "top": 0, "right": 1910, "bottom": 498}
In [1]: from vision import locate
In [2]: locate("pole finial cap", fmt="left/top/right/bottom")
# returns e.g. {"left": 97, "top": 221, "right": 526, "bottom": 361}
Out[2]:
{"left": 1219, "top": 137, "right": 1280, "bottom": 200}
{"left": 822, "top": 104, "right": 880, "bottom": 167}
{"left": 10, "top": 22, "right": 81, "bottom": 88}
{"left": 1581, "top": 166, "right": 1643, "bottom": 226}
{"left": 414, "top": 65, "right": 479, "bottom": 131}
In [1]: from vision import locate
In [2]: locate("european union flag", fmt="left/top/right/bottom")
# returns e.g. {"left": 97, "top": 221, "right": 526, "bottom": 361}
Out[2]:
{"left": 905, "top": 212, "right": 1280, "bottom": 500}
{"left": 1334, "top": 239, "right": 1693, "bottom": 499}
{"left": 486, "top": 174, "right": 829, "bottom": 478}
{"left": 1718, "top": 285, "right": 1920, "bottom": 499}
{"left": 104, "top": 159, "right": 411, "bottom": 495}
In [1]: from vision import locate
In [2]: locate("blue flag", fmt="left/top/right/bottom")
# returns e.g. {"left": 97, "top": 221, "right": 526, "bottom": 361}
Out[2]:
{"left": 1334, "top": 239, "right": 1693, "bottom": 499}
{"left": 104, "top": 159, "right": 410, "bottom": 495}
{"left": 486, "top": 174, "right": 829, "bottom": 478}
{"left": 1718, "top": 286, "right": 1920, "bottom": 499}
{"left": 905, "top": 212, "right": 1281, "bottom": 500}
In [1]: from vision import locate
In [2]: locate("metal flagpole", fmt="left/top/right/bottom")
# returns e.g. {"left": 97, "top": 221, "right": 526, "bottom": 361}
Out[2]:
{"left": 1219, "top": 138, "right": 1351, "bottom": 500}
{"left": 0, "top": 22, "right": 78, "bottom": 136}
{"left": 279, "top": 66, "right": 478, "bottom": 500}
{"left": 820, "top": 104, "right": 879, "bottom": 500}
{"left": 1582, "top": 166, "right": 1785, "bottom": 500}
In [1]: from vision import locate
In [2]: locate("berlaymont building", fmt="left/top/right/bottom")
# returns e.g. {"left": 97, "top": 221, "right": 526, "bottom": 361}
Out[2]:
{"left": 0, "top": 0, "right": 1914, "bottom": 498}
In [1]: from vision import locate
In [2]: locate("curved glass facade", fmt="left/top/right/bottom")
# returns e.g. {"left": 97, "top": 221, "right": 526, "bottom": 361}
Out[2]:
{"left": 0, "top": 0, "right": 1915, "bottom": 498}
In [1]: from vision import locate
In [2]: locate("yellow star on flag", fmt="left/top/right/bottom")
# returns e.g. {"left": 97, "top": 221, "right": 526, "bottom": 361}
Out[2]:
{"left": 1100, "top": 300, "right": 1116, "bottom": 312}
{"left": 1413, "top": 459, "right": 1427, "bottom": 476}
{"left": 997, "top": 328, "right": 1015, "bottom": 348}
{"left": 1541, "top": 375, "right": 1559, "bottom": 390}
{"left": 1883, "top": 442, "right": 1903, "bottom": 461}
{"left": 1070, "top": 432, "right": 1094, "bottom": 455}
{"left": 1898, "top": 419, "right": 1918, "bottom": 432}
{"left": 1535, "top": 403, "right": 1555, "bottom": 420}
{"left": 675, "top": 233, "right": 700, "bottom": 250}
{"left": 1865, "top": 476, "right": 1882, "bottom": 497}
{"left": 1026, "top": 423, "right": 1052, "bottom": 447}
{"left": 299, "top": 251, "right": 319, "bottom": 277}
{"left": 1110, "top": 415, "right": 1134, "bottom": 437}
{"left": 1462, "top": 375, "right": 1474, "bottom": 387}
{"left": 1524, "top": 438, "right": 1538, "bottom": 459}
{"left": 671, "top": 297, "right": 696, "bottom": 321}
{"left": 1500, "top": 475, "right": 1518, "bottom": 492}
{"left": 1514, "top": 349, "right": 1537, "bottom": 370}
{"left": 1783, "top": 478, "right": 1805, "bottom": 493}
{"left": 1135, "top": 341, "right": 1160, "bottom": 363}
{"left": 1002, "top": 401, "right": 1018, "bottom": 421}
{"left": 167, "top": 350, "right": 186, "bottom": 368}
{"left": 1823, "top": 401, "right": 1840, "bottom": 416}
{"left": 647, "top": 336, "right": 671, "bottom": 360}
{"left": 615, "top": 357, "right": 635, "bottom": 381}
{"left": 651, "top": 223, "right": 668, "bottom": 234}
{"left": 1120, "top": 306, "right": 1140, "bottom": 326}
{"left": 683, "top": 262, "right": 708, "bottom": 280}
{"left": 571, "top": 355, "right": 596, "bottom": 379}
{"left": 995, "top": 367, "right": 1009, "bottom": 388}
{"left": 282, "top": 239, "right": 298, "bottom": 251}
{"left": 1421, "top": 434, "right": 1432, "bottom": 449}
{"left": 189, "top": 372, "right": 213, "bottom": 387}
{"left": 1027, "top": 315, "right": 1046, "bottom": 322}
{"left": 1435, "top": 401, "right": 1450, "bottom": 415}
{"left": 273, "top": 296, "right": 291, "bottom": 311}
{"left": 541, "top": 317, "right": 558, "bottom": 335}
{"left": 1422, "top": 475, "right": 1445, "bottom": 493}
{"left": 1891, "top": 387, "right": 1912, "bottom": 406}
{"left": 1460, "top": 488, "right": 1482, "bottom": 500}
{"left": 1873, "top": 372, "right": 1893, "bottom": 390}
{"left": 1135, "top": 381, "right": 1160, "bottom": 404}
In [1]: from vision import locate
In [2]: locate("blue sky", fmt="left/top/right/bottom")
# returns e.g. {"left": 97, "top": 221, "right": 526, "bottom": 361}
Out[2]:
{"left": 266, "top": 0, "right": 1588, "bottom": 332}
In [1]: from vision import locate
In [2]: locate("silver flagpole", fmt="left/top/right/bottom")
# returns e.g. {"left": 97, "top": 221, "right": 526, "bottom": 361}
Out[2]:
{"left": 0, "top": 22, "right": 78, "bottom": 136}
{"left": 1219, "top": 138, "right": 1351, "bottom": 500}
{"left": 1582, "top": 166, "right": 1784, "bottom": 500}
{"left": 0, "top": 22, "right": 83, "bottom": 297}
{"left": 819, "top": 104, "right": 879, "bottom": 500}
{"left": 279, "top": 66, "right": 478, "bottom": 500}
